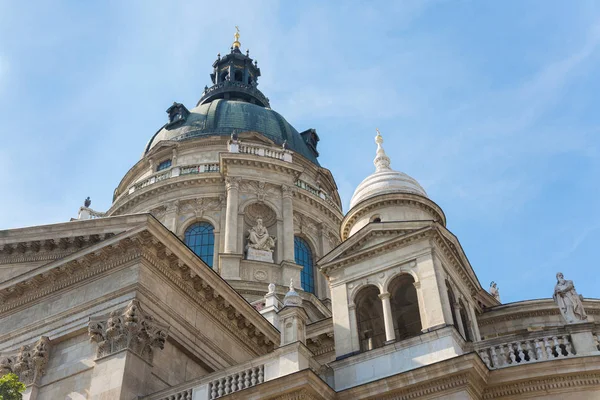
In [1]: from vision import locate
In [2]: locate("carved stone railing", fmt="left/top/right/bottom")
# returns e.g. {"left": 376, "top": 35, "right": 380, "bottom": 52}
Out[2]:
{"left": 128, "top": 163, "right": 220, "bottom": 195}
{"left": 295, "top": 179, "right": 338, "bottom": 209}
{"left": 156, "top": 389, "right": 192, "bottom": 400}
{"left": 476, "top": 333, "right": 574, "bottom": 369}
{"left": 208, "top": 365, "right": 264, "bottom": 399}
{"left": 199, "top": 81, "right": 270, "bottom": 107}
{"left": 143, "top": 342, "right": 313, "bottom": 400}
{"left": 228, "top": 140, "right": 292, "bottom": 163}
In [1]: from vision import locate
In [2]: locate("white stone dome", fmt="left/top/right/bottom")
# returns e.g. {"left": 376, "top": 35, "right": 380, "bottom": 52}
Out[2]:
{"left": 349, "top": 130, "right": 427, "bottom": 210}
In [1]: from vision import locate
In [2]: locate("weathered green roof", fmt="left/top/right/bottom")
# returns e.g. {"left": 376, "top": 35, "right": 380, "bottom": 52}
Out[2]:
{"left": 145, "top": 99, "right": 319, "bottom": 165}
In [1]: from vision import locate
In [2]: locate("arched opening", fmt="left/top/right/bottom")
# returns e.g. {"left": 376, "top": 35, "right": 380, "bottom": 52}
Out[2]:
{"left": 446, "top": 280, "right": 459, "bottom": 329}
{"left": 220, "top": 71, "right": 229, "bottom": 82}
{"left": 294, "top": 236, "right": 315, "bottom": 294}
{"left": 234, "top": 70, "right": 243, "bottom": 82}
{"left": 370, "top": 214, "right": 382, "bottom": 223}
{"left": 389, "top": 274, "right": 422, "bottom": 341}
{"left": 459, "top": 299, "right": 471, "bottom": 342}
{"left": 184, "top": 222, "right": 215, "bottom": 268}
{"left": 355, "top": 285, "right": 385, "bottom": 351}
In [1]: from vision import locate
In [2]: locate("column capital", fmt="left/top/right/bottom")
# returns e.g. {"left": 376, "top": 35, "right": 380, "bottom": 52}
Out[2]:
{"left": 225, "top": 176, "right": 241, "bottom": 190}
{"left": 0, "top": 336, "right": 50, "bottom": 386}
{"left": 88, "top": 300, "right": 169, "bottom": 365}
{"left": 281, "top": 184, "right": 295, "bottom": 198}
{"left": 378, "top": 292, "right": 391, "bottom": 300}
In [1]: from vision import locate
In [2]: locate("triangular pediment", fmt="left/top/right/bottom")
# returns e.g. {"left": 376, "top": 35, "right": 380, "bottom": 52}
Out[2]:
{"left": 0, "top": 214, "right": 280, "bottom": 354}
{"left": 318, "top": 221, "right": 435, "bottom": 272}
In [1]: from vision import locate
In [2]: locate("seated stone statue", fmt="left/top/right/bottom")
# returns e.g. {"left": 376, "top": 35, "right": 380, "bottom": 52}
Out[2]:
{"left": 246, "top": 218, "right": 276, "bottom": 252}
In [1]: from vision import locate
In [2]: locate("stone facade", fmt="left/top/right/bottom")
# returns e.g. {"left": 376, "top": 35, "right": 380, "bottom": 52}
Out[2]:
{"left": 1, "top": 34, "right": 599, "bottom": 400}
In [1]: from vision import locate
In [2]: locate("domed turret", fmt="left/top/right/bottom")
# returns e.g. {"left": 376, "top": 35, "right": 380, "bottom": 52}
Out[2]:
{"left": 342, "top": 130, "right": 445, "bottom": 239}
{"left": 349, "top": 129, "right": 427, "bottom": 209}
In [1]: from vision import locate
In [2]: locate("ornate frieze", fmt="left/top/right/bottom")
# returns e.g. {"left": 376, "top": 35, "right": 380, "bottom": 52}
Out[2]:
{"left": 88, "top": 300, "right": 169, "bottom": 363}
{"left": 239, "top": 180, "right": 279, "bottom": 203}
{"left": 179, "top": 196, "right": 224, "bottom": 217}
{"left": 0, "top": 336, "right": 50, "bottom": 386}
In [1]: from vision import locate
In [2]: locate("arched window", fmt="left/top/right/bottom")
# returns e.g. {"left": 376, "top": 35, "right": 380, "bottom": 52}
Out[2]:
{"left": 389, "top": 274, "right": 422, "bottom": 341}
{"left": 294, "top": 236, "right": 315, "bottom": 294}
{"left": 184, "top": 222, "right": 215, "bottom": 268}
{"left": 355, "top": 286, "right": 385, "bottom": 352}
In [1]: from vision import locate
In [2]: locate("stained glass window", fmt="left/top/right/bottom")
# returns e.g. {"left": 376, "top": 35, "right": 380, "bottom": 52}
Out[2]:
{"left": 184, "top": 222, "right": 215, "bottom": 268}
{"left": 294, "top": 236, "right": 315, "bottom": 294}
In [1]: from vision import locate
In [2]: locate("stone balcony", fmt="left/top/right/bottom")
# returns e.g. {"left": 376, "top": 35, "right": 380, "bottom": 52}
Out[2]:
{"left": 142, "top": 342, "right": 317, "bottom": 400}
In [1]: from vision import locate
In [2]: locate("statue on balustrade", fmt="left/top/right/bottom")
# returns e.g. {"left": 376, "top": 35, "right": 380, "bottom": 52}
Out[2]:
{"left": 246, "top": 218, "right": 276, "bottom": 252}
{"left": 553, "top": 272, "right": 587, "bottom": 324}
{"left": 489, "top": 281, "right": 500, "bottom": 302}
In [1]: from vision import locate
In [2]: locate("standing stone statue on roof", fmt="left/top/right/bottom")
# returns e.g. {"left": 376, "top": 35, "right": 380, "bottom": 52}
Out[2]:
{"left": 553, "top": 272, "right": 587, "bottom": 324}
{"left": 84, "top": 197, "right": 91, "bottom": 208}
{"left": 489, "top": 281, "right": 500, "bottom": 302}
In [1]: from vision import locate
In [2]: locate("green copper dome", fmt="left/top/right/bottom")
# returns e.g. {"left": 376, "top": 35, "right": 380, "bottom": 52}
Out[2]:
{"left": 145, "top": 99, "right": 320, "bottom": 165}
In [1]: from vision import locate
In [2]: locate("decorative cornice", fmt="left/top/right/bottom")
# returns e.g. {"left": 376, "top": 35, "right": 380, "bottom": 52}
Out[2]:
{"left": 341, "top": 194, "right": 445, "bottom": 240}
{"left": 0, "top": 227, "right": 277, "bottom": 356}
{"left": 479, "top": 308, "right": 561, "bottom": 326}
{"left": 111, "top": 175, "right": 224, "bottom": 216}
{"left": 0, "top": 336, "right": 50, "bottom": 386}
{"left": 483, "top": 372, "right": 600, "bottom": 399}
{"left": 88, "top": 300, "right": 169, "bottom": 364}
{"left": 0, "top": 234, "right": 114, "bottom": 265}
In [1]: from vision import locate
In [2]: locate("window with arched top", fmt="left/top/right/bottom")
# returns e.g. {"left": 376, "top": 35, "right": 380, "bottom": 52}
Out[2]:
{"left": 355, "top": 285, "right": 385, "bottom": 352}
{"left": 389, "top": 274, "right": 422, "bottom": 341}
{"left": 184, "top": 222, "right": 215, "bottom": 268}
{"left": 294, "top": 236, "right": 315, "bottom": 294}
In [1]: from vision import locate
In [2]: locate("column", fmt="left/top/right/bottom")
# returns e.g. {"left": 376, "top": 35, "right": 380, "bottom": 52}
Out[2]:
{"left": 282, "top": 185, "right": 295, "bottom": 262}
{"left": 224, "top": 177, "right": 240, "bottom": 253}
{"left": 453, "top": 302, "right": 466, "bottom": 339}
{"left": 379, "top": 292, "right": 396, "bottom": 343}
{"left": 468, "top": 303, "right": 482, "bottom": 341}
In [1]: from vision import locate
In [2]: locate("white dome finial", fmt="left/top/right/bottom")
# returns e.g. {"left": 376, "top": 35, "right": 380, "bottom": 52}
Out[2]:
{"left": 374, "top": 128, "right": 391, "bottom": 172}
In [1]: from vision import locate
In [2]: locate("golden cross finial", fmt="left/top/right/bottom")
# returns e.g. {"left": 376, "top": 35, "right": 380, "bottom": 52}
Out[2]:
{"left": 233, "top": 26, "right": 241, "bottom": 48}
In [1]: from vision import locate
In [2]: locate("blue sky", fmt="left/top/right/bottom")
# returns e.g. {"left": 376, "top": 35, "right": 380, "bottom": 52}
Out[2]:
{"left": 0, "top": 1, "right": 599, "bottom": 303}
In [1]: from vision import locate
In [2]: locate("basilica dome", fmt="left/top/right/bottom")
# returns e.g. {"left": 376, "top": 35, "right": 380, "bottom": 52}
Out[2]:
{"left": 145, "top": 98, "right": 319, "bottom": 164}
{"left": 349, "top": 131, "right": 427, "bottom": 210}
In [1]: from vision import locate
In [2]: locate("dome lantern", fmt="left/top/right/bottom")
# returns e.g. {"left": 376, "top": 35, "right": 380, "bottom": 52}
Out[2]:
{"left": 199, "top": 26, "right": 270, "bottom": 108}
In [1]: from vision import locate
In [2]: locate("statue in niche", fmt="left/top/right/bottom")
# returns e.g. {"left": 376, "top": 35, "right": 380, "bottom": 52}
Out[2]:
{"left": 553, "top": 272, "right": 587, "bottom": 324}
{"left": 489, "top": 281, "right": 500, "bottom": 302}
{"left": 246, "top": 218, "right": 276, "bottom": 252}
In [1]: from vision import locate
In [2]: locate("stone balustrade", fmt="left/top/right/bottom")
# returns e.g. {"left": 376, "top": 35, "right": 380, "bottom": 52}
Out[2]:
{"left": 143, "top": 342, "right": 313, "bottom": 400}
{"left": 476, "top": 333, "right": 574, "bottom": 369}
{"left": 209, "top": 365, "right": 264, "bottom": 399}
{"left": 128, "top": 163, "right": 220, "bottom": 195}
{"left": 228, "top": 140, "right": 293, "bottom": 162}
{"left": 295, "top": 179, "right": 339, "bottom": 209}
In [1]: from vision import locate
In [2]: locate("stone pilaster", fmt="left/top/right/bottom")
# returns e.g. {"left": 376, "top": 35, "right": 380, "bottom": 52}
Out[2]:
{"left": 281, "top": 185, "right": 295, "bottom": 262}
{"left": 163, "top": 199, "right": 179, "bottom": 233}
{"left": 224, "top": 177, "right": 241, "bottom": 254}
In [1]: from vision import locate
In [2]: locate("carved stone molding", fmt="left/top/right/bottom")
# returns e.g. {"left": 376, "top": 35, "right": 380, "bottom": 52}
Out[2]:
{"left": 179, "top": 196, "right": 224, "bottom": 217}
{"left": 225, "top": 176, "right": 241, "bottom": 191}
{"left": 482, "top": 373, "right": 600, "bottom": 399}
{"left": 0, "top": 336, "right": 50, "bottom": 386}
{"left": 239, "top": 180, "right": 280, "bottom": 204}
{"left": 244, "top": 203, "right": 277, "bottom": 228}
{"left": 88, "top": 299, "right": 169, "bottom": 364}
